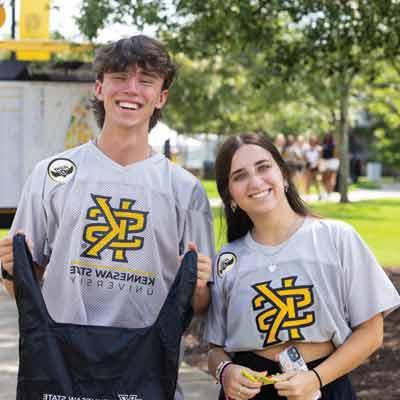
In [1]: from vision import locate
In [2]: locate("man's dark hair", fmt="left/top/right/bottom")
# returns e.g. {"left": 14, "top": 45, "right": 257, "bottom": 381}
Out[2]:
{"left": 92, "top": 35, "right": 177, "bottom": 130}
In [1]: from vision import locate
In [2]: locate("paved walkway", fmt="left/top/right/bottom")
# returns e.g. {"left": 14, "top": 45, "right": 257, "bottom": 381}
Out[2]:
{"left": 209, "top": 187, "right": 400, "bottom": 207}
{"left": 0, "top": 287, "right": 219, "bottom": 400}
{"left": 0, "top": 289, "right": 19, "bottom": 400}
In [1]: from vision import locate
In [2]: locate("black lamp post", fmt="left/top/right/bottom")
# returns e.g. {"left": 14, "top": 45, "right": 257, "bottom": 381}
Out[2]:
{"left": 10, "top": 0, "right": 16, "bottom": 59}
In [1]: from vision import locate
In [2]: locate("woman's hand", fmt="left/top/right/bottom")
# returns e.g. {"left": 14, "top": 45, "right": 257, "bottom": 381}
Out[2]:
{"left": 190, "top": 242, "right": 212, "bottom": 288}
{"left": 183, "top": 242, "right": 212, "bottom": 314}
{"left": 274, "top": 370, "right": 320, "bottom": 400}
{"left": 221, "top": 364, "right": 264, "bottom": 400}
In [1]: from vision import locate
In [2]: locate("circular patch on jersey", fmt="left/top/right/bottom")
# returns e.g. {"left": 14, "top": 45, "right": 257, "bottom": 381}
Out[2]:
{"left": 217, "top": 252, "right": 237, "bottom": 278}
{"left": 47, "top": 158, "right": 76, "bottom": 183}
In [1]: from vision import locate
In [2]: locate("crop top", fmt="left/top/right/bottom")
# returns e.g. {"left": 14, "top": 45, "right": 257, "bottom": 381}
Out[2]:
{"left": 204, "top": 217, "right": 400, "bottom": 352}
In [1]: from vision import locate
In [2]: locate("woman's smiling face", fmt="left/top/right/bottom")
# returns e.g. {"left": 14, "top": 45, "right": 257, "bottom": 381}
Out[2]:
{"left": 228, "top": 144, "right": 288, "bottom": 218}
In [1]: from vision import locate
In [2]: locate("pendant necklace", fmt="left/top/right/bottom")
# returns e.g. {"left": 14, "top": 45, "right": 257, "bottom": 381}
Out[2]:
{"left": 253, "top": 217, "right": 304, "bottom": 272}
{"left": 265, "top": 239, "right": 292, "bottom": 272}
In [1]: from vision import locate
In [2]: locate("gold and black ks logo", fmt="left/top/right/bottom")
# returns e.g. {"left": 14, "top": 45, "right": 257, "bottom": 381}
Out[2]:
{"left": 81, "top": 194, "right": 148, "bottom": 262}
{"left": 252, "top": 276, "right": 315, "bottom": 346}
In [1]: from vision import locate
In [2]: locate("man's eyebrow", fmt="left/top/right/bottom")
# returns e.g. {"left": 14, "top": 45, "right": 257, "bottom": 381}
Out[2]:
{"left": 109, "top": 71, "right": 128, "bottom": 75}
{"left": 141, "top": 70, "right": 160, "bottom": 78}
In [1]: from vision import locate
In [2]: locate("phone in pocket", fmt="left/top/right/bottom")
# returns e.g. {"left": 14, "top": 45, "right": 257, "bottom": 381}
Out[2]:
{"left": 278, "top": 345, "right": 321, "bottom": 400}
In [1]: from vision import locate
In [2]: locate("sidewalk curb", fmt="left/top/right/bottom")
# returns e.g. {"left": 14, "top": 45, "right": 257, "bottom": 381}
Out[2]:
{"left": 209, "top": 188, "right": 400, "bottom": 208}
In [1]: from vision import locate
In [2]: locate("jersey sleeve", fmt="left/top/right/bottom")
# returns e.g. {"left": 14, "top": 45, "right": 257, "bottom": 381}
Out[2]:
{"left": 203, "top": 255, "right": 227, "bottom": 346}
{"left": 9, "top": 164, "right": 48, "bottom": 267}
{"left": 179, "top": 181, "right": 215, "bottom": 263}
{"left": 336, "top": 223, "right": 400, "bottom": 327}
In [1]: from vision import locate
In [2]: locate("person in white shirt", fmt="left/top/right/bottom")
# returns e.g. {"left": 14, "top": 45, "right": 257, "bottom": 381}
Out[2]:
{"left": 0, "top": 35, "right": 215, "bottom": 400}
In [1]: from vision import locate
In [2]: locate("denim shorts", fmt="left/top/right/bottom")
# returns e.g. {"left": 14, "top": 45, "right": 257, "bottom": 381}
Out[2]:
{"left": 219, "top": 351, "right": 357, "bottom": 400}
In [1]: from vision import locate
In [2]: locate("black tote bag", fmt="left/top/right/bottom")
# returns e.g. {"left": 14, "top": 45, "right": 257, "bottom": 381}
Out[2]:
{"left": 13, "top": 234, "right": 197, "bottom": 400}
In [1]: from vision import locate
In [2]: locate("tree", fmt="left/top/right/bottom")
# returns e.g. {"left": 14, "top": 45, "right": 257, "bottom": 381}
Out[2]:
{"left": 163, "top": 54, "right": 260, "bottom": 135}
{"left": 77, "top": 1, "right": 400, "bottom": 201}
{"left": 164, "top": 53, "right": 331, "bottom": 136}
{"left": 360, "top": 60, "right": 400, "bottom": 172}
{"left": 166, "top": 1, "right": 400, "bottom": 202}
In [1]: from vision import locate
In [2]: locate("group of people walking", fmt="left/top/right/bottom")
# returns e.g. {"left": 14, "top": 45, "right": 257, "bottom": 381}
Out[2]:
{"left": 0, "top": 35, "right": 399, "bottom": 400}
{"left": 275, "top": 132, "right": 340, "bottom": 199}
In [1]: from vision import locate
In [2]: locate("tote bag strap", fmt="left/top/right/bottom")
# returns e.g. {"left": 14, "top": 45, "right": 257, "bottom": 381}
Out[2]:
{"left": 13, "top": 233, "right": 49, "bottom": 330}
{"left": 156, "top": 250, "right": 197, "bottom": 340}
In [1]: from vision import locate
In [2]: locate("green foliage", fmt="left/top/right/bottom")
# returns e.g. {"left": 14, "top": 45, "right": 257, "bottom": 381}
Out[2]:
{"left": 374, "top": 131, "right": 400, "bottom": 169}
{"left": 76, "top": 0, "right": 113, "bottom": 41}
{"left": 357, "top": 61, "right": 400, "bottom": 169}
{"left": 76, "top": 0, "right": 169, "bottom": 41}
{"left": 76, "top": 1, "right": 400, "bottom": 190}
{"left": 164, "top": 54, "right": 254, "bottom": 134}
{"left": 76, "top": 1, "right": 400, "bottom": 99}
{"left": 163, "top": 51, "right": 340, "bottom": 135}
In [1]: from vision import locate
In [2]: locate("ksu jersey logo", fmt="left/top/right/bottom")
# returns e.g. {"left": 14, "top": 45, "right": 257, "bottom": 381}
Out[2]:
{"left": 251, "top": 276, "right": 315, "bottom": 346}
{"left": 81, "top": 194, "right": 148, "bottom": 262}
{"left": 118, "top": 395, "right": 143, "bottom": 400}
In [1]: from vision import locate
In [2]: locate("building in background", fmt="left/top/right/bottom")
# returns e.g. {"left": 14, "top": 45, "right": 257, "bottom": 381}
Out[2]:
{"left": 149, "top": 123, "right": 220, "bottom": 177}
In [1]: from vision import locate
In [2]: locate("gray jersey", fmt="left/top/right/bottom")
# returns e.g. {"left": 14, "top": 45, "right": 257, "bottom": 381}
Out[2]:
{"left": 205, "top": 217, "right": 399, "bottom": 352}
{"left": 11, "top": 140, "right": 215, "bottom": 329}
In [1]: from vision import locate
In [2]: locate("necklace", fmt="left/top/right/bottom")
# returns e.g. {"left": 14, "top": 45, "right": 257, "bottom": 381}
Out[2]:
{"left": 252, "top": 217, "right": 304, "bottom": 272}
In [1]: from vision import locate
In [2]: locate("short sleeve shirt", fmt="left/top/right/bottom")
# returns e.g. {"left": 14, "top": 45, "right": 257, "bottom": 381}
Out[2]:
{"left": 204, "top": 217, "right": 400, "bottom": 351}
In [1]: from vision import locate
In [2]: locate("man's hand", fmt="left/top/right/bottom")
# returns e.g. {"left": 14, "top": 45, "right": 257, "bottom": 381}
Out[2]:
{"left": 0, "top": 236, "right": 14, "bottom": 277}
{"left": 0, "top": 232, "right": 33, "bottom": 277}
{"left": 0, "top": 233, "right": 36, "bottom": 297}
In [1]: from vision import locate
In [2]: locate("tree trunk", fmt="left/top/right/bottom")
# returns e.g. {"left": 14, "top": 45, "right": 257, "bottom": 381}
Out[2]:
{"left": 338, "top": 79, "right": 351, "bottom": 203}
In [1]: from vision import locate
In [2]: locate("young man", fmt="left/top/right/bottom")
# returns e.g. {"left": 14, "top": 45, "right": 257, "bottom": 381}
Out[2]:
{"left": 0, "top": 35, "right": 214, "bottom": 399}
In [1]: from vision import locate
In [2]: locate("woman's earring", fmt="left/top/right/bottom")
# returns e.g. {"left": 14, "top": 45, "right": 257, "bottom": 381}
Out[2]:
{"left": 284, "top": 184, "right": 289, "bottom": 193}
{"left": 230, "top": 201, "right": 237, "bottom": 212}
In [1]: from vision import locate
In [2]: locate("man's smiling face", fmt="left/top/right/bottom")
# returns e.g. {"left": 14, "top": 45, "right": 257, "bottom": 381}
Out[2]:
{"left": 95, "top": 66, "right": 168, "bottom": 132}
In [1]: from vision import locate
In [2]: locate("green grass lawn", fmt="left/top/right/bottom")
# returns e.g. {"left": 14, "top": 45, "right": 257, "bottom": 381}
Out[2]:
{"left": 201, "top": 179, "right": 219, "bottom": 199}
{"left": 212, "top": 199, "right": 400, "bottom": 267}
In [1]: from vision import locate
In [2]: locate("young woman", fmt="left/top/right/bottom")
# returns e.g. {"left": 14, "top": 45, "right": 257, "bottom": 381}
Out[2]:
{"left": 320, "top": 132, "right": 340, "bottom": 195}
{"left": 205, "top": 132, "right": 400, "bottom": 400}
{"left": 304, "top": 135, "right": 322, "bottom": 199}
